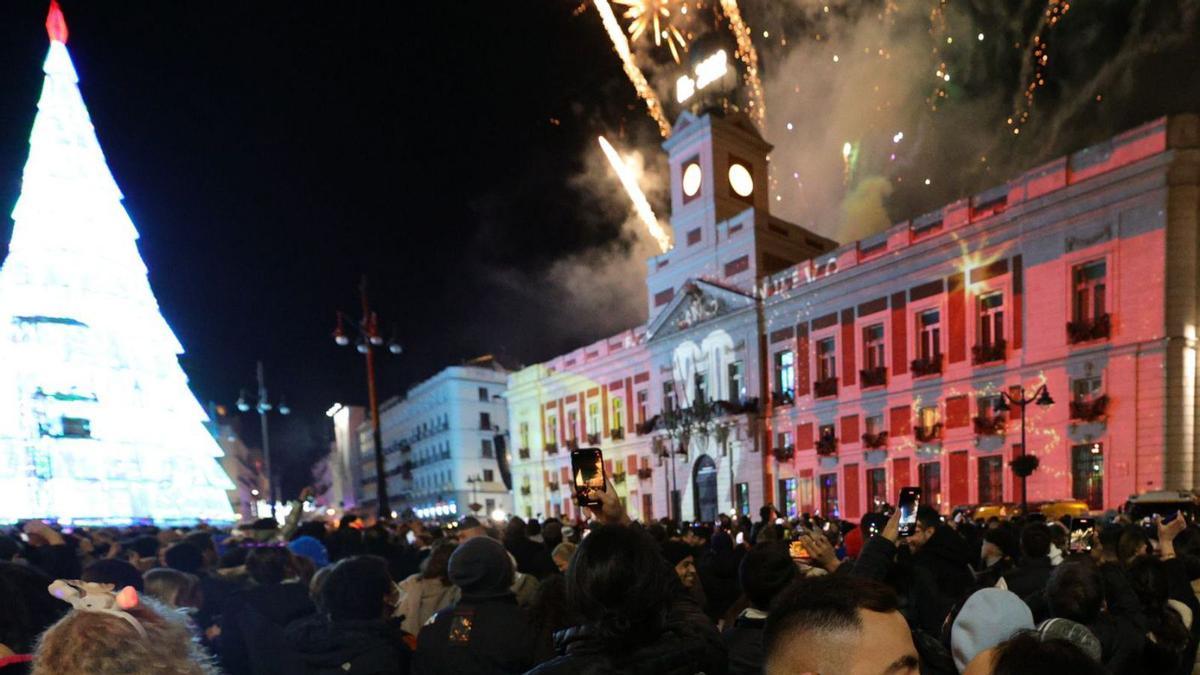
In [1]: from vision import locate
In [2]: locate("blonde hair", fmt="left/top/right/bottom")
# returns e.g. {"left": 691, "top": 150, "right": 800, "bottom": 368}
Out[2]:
{"left": 32, "top": 595, "right": 217, "bottom": 675}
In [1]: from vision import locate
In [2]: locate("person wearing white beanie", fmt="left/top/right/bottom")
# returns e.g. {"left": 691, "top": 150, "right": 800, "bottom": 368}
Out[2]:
{"left": 951, "top": 587, "right": 1034, "bottom": 672}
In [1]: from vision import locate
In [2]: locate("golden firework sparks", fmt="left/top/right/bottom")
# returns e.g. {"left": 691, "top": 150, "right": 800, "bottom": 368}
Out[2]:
{"left": 718, "top": 0, "right": 766, "bottom": 132}
{"left": 594, "top": 0, "right": 673, "bottom": 138}
{"left": 614, "top": 0, "right": 689, "bottom": 63}
{"left": 598, "top": 135, "right": 672, "bottom": 253}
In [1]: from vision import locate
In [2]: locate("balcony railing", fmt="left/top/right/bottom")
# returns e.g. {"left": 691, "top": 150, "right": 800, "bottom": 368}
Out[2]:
{"left": 544, "top": 442, "right": 558, "bottom": 455}
{"left": 635, "top": 419, "right": 656, "bottom": 435}
{"left": 586, "top": 432, "right": 601, "bottom": 445}
{"left": 972, "top": 339, "right": 1007, "bottom": 365}
{"left": 612, "top": 471, "right": 627, "bottom": 484}
{"left": 813, "top": 377, "right": 838, "bottom": 398}
{"left": 637, "top": 466, "right": 653, "bottom": 480}
{"left": 973, "top": 415, "right": 1006, "bottom": 436}
{"left": 1070, "top": 394, "right": 1110, "bottom": 422}
{"left": 860, "top": 367, "right": 887, "bottom": 388}
{"left": 911, "top": 354, "right": 943, "bottom": 377}
{"left": 519, "top": 485, "right": 531, "bottom": 496}
{"left": 566, "top": 438, "right": 579, "bottom": 451}
{"left": 914, "top": 423, "right": 943, "bottom": 444}
{"left": 517, "top": 447, "right": 530, "bottom": 460}
{"left": 611, "top": 427, "right": 625, "bottom": 440}
{"left": 773, "top": 445, "right": 795, "bottom": 462}
{"left": 547, "top": 481, "right": 560, "bottom": 492}
{"left": 1067, "top": 314, "right": 1112, "bottom": 344}
{"left": 862, "top": 431, "right": 889, "bottom": 449}
{"left": 815, "top": 432, "right": 837, "bottom": 456}
{"left": 771, "top": 390, "right": 795, "bottom": 407}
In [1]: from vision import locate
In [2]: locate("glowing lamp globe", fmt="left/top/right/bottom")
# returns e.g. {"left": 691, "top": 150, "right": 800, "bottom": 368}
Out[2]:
{"left": 388, "top": 341, "right": 403, "bottom": 355}
{"left": 682, "top": 162, "right": 702, "bottom": 197}
{"left": 728, "top": 163, "right": 754, "bottom": 197}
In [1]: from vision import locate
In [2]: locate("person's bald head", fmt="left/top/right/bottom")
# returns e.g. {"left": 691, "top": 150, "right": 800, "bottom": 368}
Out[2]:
{"left": 764, "top": 575, "right": 919, "bottom": 675}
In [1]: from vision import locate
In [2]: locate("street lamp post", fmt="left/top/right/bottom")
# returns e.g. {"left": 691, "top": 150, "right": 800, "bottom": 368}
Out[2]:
{"left": 333, "top": 275, "right": 402, "bottom": 520}
{"left": 466, "top": 474, "right": 484, "bottom": 514}
{"left": 994, "top": 383, "right": 1054, "bottom": 514}
{"left": 236, "top": 360, "right": 290, "bottom": 517}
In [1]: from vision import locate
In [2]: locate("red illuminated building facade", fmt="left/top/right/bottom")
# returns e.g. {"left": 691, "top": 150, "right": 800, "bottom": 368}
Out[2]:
{"left": 507, "top": 112, "right": 1200, "bottom": 523}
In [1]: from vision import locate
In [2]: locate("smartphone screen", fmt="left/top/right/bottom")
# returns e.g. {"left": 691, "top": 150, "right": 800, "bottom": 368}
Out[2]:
{"left": 789, "top": 539, "right": 812, "bottom": 561}
{"left": 897, "top": 487, "right": 920, "bottom": 537}
{"left": 1069, "top": 517, "right": 1095, "bottom": 552}
{"left": 571, "top": 447, "right": 605, "bottom": 506}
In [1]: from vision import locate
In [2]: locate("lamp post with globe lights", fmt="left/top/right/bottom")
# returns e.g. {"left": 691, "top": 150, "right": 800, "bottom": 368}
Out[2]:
{"left": 994, "top": 383, "right": 1054, "bottom": 514}
{"left": 333, "top": 275, "right": 402, "bottom": 520}
{"left": 235, "top": 360, "right": 290, "bottom": 517}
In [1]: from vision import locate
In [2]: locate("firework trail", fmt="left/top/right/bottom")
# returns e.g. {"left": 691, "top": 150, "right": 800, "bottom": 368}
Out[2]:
{"left": 594, "top": 0, "right": 673, "bottom": 138}
{"left": 614, "top": 0, "right": 690, "bottom": 64}
{"left": 1010, "top": 0, "right": 1072, "bottom": 135}
{"left": 719, "top": 0, "right": 766, "bottom": 132}
{"left": 598, "top": 135, "right": 672, "bottom": 253}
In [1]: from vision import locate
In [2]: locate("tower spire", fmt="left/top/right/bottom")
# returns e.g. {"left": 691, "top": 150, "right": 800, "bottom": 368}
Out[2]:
{"left": 46, "top": 0, "right": 68, "bottom": 44}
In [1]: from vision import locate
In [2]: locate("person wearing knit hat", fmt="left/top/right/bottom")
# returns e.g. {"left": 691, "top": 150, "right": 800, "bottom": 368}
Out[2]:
{"left": 414, "top": 536, "right": 549, "bottom": 674}
{"left": 951, "top": 587, "right": 1034, "bottom": 672}
{"left": 287, "top": 535, "right": 330, "bottom": 569}
{"left": 1037, "top": 617, "right": 1103, "bottom": 662}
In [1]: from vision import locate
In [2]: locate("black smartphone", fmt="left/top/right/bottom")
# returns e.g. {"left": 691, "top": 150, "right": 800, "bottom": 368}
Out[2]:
{"left": 571, "top": 447, "right": 606, "bottom": 507}
{"left": 861, "top": 512, "right": 888, "bottom": 538}
{"left": 897, "top": 487, "right": 921, "bottom": 537}
{"left": 1070, "top": 517, "right": 1095, "bottom": 552}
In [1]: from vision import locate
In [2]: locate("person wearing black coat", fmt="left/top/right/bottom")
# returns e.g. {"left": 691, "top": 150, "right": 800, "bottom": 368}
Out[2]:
{"left": 218, "top": 547, "right": 316, "bottom": 675}
{"left": 1002, "top": 522, "right": 1055, "bottom": 599}
{"left": 527, "top": 484, "right": 726, "bottom": 675}
{"left": 722, "top": 542, "right": 796, "bottom": 675}
{"left": 286, "top": 556, "right": 411, "bottom": 675}
{"left": 907, "top": 507, "right": 975, "bottom": 603}
{"left": 414, "top": 536, "right": 548, "bottom": 674}
{"left": 503, "top": 517, "right": 557, "bottom": 581}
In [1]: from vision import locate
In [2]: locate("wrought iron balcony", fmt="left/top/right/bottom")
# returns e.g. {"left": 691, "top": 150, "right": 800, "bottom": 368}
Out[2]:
{"left": 1070, "top": 394, "right": 1109, "bottom": 422}
{"left": 611, "top": 426, "right": 625, "bottom": 440}
{"left": 544, "top": 442, "right": 558, "bottom": 455}
{"left": 586, "top": 432, "right": 601, "bottom": 445}
{"left": 911, "top": 354, "right": 943, "bottom": 377}
{"left": 771, "top": 390, "right": 795, "bottom": 407}
{"left": 813, "top": 377, "right": 839, "bottom": 398}
{"left": 914, "top": 423, "right": 943, "bottom": 444}
{"left": 816, "top": 433, "right": 837, "bottom": 456}
{"left": 547, "top": 481, "right": 560, "bottom": 492}
{"left": 1067, "top": 314, "right": 1112, "bottom": 344}
{"left": 972, "top": 340, "right": 1007, "bottom": 365}
{"left": 862, "top": 431, "right": 889, "bottom": 449}
{"left": 519, "top": 485, "right": 531, "bottom": 496}
{"left": 973, "top": 415, "right": 1006, "bottom": 436}
{"left": 637, "top": 466, "right": 653, "bottom": 480}
{"left": 860, "top": 367, "right": 887, "bottom": 388}
{"left": 612, "top": 471, "right": 627, "bottom": 484}
{"left": 773, "top": 444, "right": 795, "bottom": 462}
{"left": 517, "top": 447, "right": 530, "bottom": 460}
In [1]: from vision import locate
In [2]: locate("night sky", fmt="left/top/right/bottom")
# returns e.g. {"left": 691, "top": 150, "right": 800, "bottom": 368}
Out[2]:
{"left": 1, "top": 1, "right": 1197, "bottom": 493}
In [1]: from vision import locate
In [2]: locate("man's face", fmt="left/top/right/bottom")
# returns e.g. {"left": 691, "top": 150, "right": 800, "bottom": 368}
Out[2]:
{"left": 768, "top": 609, "right": 919, "bottom": 675}
{"left": 905, "top": 524, "right": 935, "bottom": 553}
{"left": 674, "top": 555, "right": 698, "bottom": 588}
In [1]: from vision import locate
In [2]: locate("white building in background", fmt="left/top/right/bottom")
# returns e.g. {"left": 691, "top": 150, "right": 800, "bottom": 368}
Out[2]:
{"left": 352, "top": 356, "right": 511, "bottom": 520}
{"left": 322, "top": 403, "right": 365, "bottom": 509}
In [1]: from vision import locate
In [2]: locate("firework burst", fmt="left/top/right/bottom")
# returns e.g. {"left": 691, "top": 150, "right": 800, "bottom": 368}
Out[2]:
{"left": 593, "top": 0, "right": 673, "bottom": 138}
{"left": 614, "top": 0, "right": 690, "bottom": 63}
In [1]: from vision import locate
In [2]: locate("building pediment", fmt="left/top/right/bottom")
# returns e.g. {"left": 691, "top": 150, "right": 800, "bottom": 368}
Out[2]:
{"left": 647, "top": 279, "right": 756, "bottom": 341}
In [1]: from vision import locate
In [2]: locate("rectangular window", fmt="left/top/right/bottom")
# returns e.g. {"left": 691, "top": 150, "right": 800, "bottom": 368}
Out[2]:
{"left": 636, "top": 390, "right": 648, "bottom": 424}
{"left": 779, "top": 478, "right": 798, "bottom": 519}
{"left": 776, "top": 431, "right": 793, "bottom": 450}
{"left": 547, "top": 415, "right": 558, "bottom": 443}
{"left": 478, "top": 387, "right": 489, "bottom": 402}
{"left": 978, "top": 291, "right": 1005, "bottom": 347}
{"left": 654, "top": 288, "right": 675, "bottom": 307}
{"left": 798, "top": 475, "right": 814, "bottom": 515}
{"left": 1072, "top": 375, "right": 1103, "bottom": 402}
{"left": 694, "top": 372, "right": 709, "bottom": 403}
{"left": 1073, "top": 260, "right": 1107, "bottom": 323}
{"left": 918, "top": 309, "right": 942, "bottom": 361}
{"left": 736, "top": 483, "right": 750, "bottom": 516}
{"left": 687, "top": 227, "right": 702, "bottom": 245}
{"left": 817, "top": 337, "right": 837, "bottom": 382}
{"left": 866, "top": 468, "right": 887, "bottom": 509}
{"left": 588, "top": 402, "right": 600, "bottom": 434}
{"left": 662, "top": 381, "right": 677, "bottom": 413}
{"left": 485, "top": 498, "right": 495, "bottom": 513}
{"left": 727, "top": 361, "right": 744, "bottom": 401}
{"left": 480, "top": 412, "right": 491, "bottom": 430}
{"left": 481, "top": 439, "right": 494, "bottom": 458}
{"left": 59, "top": 417, "right": 92, "bottom": 439}
{"left": 1072, "top": 443, "right": 1104, "bottom": 509}
{"left": 642, "top": 494, "right": 654, "bottom": 521}
{"left": 567, "top": 411, "right": 578, "bottom": 440}
{"left": 864, "top": 324, "right": 885, "bottom": 370}
{"left": 611, "top": 398, "right": 624, "bottom": 430}
{"left": 978, "top": 456, "right": 1004, "bottom": 503}
{"left": 483, "top": 469, "right": 494, "bottom": 482}
{"left": 820, "top": 473, "right": 839, "bottom": 517}
{"left": 918, "top": 462, "right": 942, "bottom": 508}
{"left": 774, "top": 350, "right": 795, "bottom": 396}
{"left": 518, "top": 422, "right": 529, "bottom": 449}
{"left": 865, "top": 414, "right": 884, "bottom": 435}
{"left": 919, "top": 405, "right": 940, "bottom": 430}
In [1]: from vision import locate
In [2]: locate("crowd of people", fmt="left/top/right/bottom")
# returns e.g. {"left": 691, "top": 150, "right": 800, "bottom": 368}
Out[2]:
{"left": 2, "top": 483, "right": 1199, "bottom": 674}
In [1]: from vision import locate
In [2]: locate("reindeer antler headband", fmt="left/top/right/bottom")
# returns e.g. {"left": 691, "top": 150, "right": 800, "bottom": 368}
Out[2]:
{"left": 48, "top": 579, "right": 148, "bottom": 638}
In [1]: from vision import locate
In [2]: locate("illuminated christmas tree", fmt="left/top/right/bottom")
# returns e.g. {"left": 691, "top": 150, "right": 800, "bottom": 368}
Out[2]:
{"left": 0, "top": 2, "right": 235, "bottom": 524}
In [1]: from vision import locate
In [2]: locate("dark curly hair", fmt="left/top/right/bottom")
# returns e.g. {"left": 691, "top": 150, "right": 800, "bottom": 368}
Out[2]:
{"left": 565, "top": 525, "right": 674, "bottom": 652}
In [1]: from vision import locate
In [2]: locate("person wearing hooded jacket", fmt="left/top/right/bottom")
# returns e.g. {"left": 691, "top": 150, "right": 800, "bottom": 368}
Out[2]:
{"left": 907, "top": 506, "right": 975, "bottom": 604}
{"left": 413, "top": 536, "right": 549, "bottom": 674}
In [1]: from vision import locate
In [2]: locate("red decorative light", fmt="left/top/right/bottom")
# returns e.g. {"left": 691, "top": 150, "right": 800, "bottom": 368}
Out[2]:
{"left": 46, "top": 0, "right": 68, "bottom": 44}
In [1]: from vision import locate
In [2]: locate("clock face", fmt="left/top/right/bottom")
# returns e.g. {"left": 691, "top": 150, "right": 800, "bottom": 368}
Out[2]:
{"left": 682, "top": 162, "right": 702, "bottom": 197}
{"left": 728, "top": 162, "right": 753, "bottom": 197}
